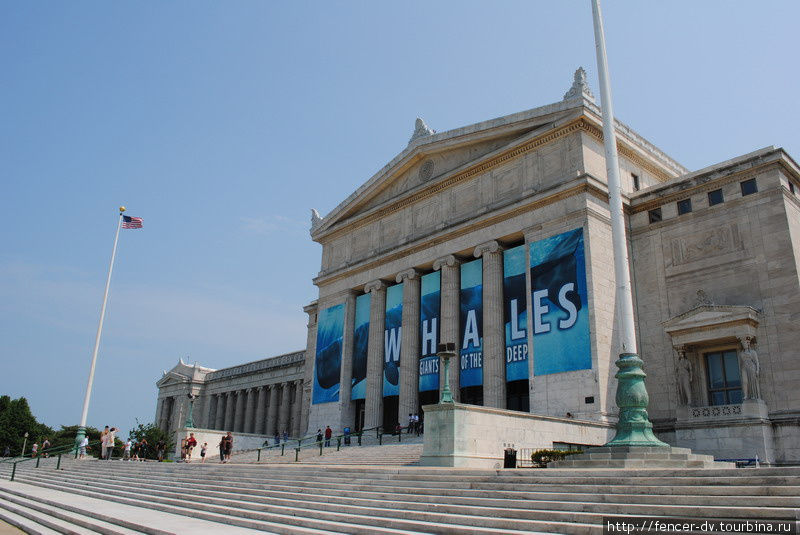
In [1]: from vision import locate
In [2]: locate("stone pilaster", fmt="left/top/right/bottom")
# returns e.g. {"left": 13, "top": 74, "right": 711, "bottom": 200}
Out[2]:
{"left": 292, "top": 380, "right": 303, "bottom": 437}
{"left": 234, "top": 390, "right": 246, "bottom": 432}
{"left": 278, "top": 382, "right": 291, "bottom": 434}
{"left": 475, "top": 240, "right": 505, "bottom": 408}
{"left": 300, "top": 302, "right": 318, "bottom": 437}
{"left": 214, "top": 394, "right": 225, "bottom": 430}
{"left": 267, "top": 384, "right": 279, "bottom": 436}
{"left": 364, "top": 280, "right": 387, "bottom": 429}
{"left": 254, "top": 386, "right": 267, "bottom": 435}
{"left": 434, "top": 255, "right": 461, "bottom": 401}
{"left": 339, "top": 291, "right": 358, "bottom": 430}
{"left": 223, "top": 391, "right": 235, "bottom": 431}
{"left": 397, "top": 268, "right": 421, "bottom": 422}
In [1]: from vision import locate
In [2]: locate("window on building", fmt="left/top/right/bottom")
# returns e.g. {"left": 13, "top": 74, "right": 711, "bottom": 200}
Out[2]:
{"left": 708, "top": 189, "right": 724, "bottom": 206}
{"left": 648, "top": 207, "right": 662, "bottom": 224}
{"left": 632, "top": 174, "right": 640, "bottom": 191}
{"left": 677, "top": 198, "right": 692, "bottom": 215}
{"left": 740, "top": 178, "right": 758, "bottom": 196}
{"left": 705, "top": 350, "right": 743, "bottom": 405}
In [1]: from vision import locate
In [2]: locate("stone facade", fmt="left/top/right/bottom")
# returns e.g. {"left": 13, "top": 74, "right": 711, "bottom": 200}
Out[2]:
{"left": 156, "top": 73, "right": 800, "bottom": 464}
{"left": 155, "top": 352, "right": 304, "bottom": 440}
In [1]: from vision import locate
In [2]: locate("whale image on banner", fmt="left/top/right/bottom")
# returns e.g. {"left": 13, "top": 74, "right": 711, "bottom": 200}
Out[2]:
{"left": 383, "top": 283, "right": 403, "bottom": 396}
{"left": 313, "top": 303, "right": 344, "bottom": 403}
{"left": 351, "top": 293, "right": 370, "bottom": 400}
{"left": 529, "top": 227, "right": 591, "bottom": 375}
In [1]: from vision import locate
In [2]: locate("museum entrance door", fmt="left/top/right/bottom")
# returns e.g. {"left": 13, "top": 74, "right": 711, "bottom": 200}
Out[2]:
{"left": 353, "top": 399, "right": 365, "bottom": 432}
{"left": 382, "top": 395, "right": 399, "bottom": 432}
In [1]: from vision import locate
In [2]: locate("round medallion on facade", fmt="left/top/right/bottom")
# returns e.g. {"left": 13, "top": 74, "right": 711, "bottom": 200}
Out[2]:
{"left": 419, "top": 159, "right": 434, "bottom": 180}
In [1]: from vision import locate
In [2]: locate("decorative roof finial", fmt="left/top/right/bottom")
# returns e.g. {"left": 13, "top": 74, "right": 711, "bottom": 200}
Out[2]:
{"left": 310, "top": 208, "right": 323, "bottom": 229}
{"left": 563, "top": 67, "right": 595, "bottom": 102}
{"left": 409, "top": 117, "right": 435, "bottom": 144}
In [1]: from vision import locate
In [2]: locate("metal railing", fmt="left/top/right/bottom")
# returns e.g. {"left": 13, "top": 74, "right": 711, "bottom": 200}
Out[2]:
{"left": 4, "top": 440, "right": 102, "bottom": 481}
{"left": 252, "top": 425, "right": 420, "bottom": 463}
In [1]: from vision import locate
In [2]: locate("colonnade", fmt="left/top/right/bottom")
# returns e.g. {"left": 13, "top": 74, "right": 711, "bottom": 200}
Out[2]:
{"left": 359, "top": 241, "right": 508, "bottom": 428}
{"left": 201, "top": 380, "right": 304, "bottom": 437}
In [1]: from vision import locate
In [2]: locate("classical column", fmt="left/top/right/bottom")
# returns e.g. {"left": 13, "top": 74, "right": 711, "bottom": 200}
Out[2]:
{"left": 223, "top": 391, "right": 235, "bottom": 431}
{"left": 397, "top": 268, "right": 421, "bottom": 423}
{"left": 234, "top": 390, "right": 246, "bottom": 432}
{"left": 278, "top": 382, "right": 291, "bottom": 434}
{"left": 254, "top": 386, "right": 267, "bottom": 435}
{"left": 300, "top": 302, "right": 318, "bottom": 438}
{"left": 243, "top": 388, "right": 255, "bottom": 433}
{"left": 291, "top": 380, "right": 303, "bottom": 437}
{"left": 214, "top": 394, "right": 225, "bottom": 430}
{"left": 204, "top": 394, "right": 215, "bottom": 430}
{"left": 364, "top": 280, "right": 387, "bottom": 429}
{"left": 475, "top": 241, "right": 505, "bottom": 408}
{"left": 433, "top": 255, "right": 461, "bottom": 401}
{"left": 339, "top": 291, "right": 358, "bottom": 430}
{"left": 266, "top": 384, "right": 279, "bottom": 436}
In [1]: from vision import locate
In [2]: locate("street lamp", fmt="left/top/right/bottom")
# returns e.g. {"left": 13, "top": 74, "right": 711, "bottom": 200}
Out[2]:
{"left": 437, "top": 343, "right": 456, "bottom": 404}
{"left": 184, "top": 393, "right": 197, "bottom": 428}
{"left": 21, "top": 432, "right": 29, "bottom": 457}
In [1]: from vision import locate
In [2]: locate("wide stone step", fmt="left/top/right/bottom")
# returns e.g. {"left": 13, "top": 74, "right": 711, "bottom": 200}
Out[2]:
{"left": 12, "top": 474, "right": 564, "bottom": 534}
{"left": 15, "top": 471, "right": 598, "bottom": 534}
{"left": 14, "top": 467, "right": 797, "bottom": 535}
{"left": 35, "top": 466, "right": 800, "bottom": 510}
{"left": 0, "top": 500, "right": 67, "bottom": 535}
{"left": 55, "top": 459, "right": 800, "bottom": 486}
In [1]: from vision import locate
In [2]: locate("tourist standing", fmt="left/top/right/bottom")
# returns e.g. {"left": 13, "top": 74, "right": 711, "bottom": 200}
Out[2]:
{"left": 105, "top": 427, "right": 117, "bottom": 460}
{"left": 316, "top": 429, "right": 323, "bottom": 445}
{"left": 218, "top": 436, "right": 226, "bottom": 463}
{"left": 78, "top": 436, "right": 89, "bottom": 459}
{"left": 282, "top": 430, "right": 288, "bottom": 443}
{"left": 100, "top": 426, "right": 109, "bottom": 460}
{"left": 224, "top": 432, "right": 233, "bottom": 462}
{"left": 200, "top": 442, "right": 208, "bottom": 463}
{"left": 324, "top": 426, "right": 332, "bottom": 447}
{"left": 274, "top": 431, "right": 280, "bottom": 446}
{"left": 42, "top": 438, "right": 50, "bottom": 457}
{"left": 156, "top": 439, "right": 165, "bottom": 462}
{"left": 122, "top": 439, "right": 132, "bottom": 461}
{"left": 31, "top": 442, "right": 38, "bottom": 457}
{"left": 139, "top": 438, "right": 149, "bottom": 461}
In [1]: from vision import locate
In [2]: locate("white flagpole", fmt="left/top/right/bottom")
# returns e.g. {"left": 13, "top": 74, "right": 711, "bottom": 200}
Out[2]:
{"left": 590, "top": 0, "right": 637, "bottom": 354}
{"left": 75, "top": 207, "right": 126, "bottom": 447}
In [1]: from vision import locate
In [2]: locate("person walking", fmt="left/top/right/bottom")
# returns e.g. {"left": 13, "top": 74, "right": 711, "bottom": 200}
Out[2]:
{"left": 156, "top": 439, "right": 165, "bottom": 462}
{"left": 316, "top": 429, "right": 323, "bottom": 445}
{"left": 218, "top": 436, "right": 226, "bottom": 463}
{"left": 138, "top": 438, "right": 149, "bottom": 461}
{"left": 185, "top": 433, "right": 197, "bottom": 462}
{"left": 122, "top": 439, "right": 132, "bottom": 461}
{"left": 100, "top": 426, "right": 109, "bottom": 460}
{"left": 200, "top": 442, "right": 208, "bottom": 463}
{"left": 41, "top": 438, "right": 51, "bottom": 457}
{"left": 105, "top": 427, "right": 117, "bottom": 460}
{"left": 78, "top": 436, "right": 89, "bottom": 459}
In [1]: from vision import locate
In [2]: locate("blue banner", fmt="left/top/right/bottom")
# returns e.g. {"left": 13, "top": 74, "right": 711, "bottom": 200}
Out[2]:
{"left": 530, "top": 228, "right": 591, "bottom": 375}
{"left": 383, "top": 283, "right": 403, "bottom": 397}
{"left": 312, "top": 303, "right": 344, "bottom": 404}
{"left": 351, "top": 293, "right": 370, "bottom": 400}
{"left": 419, "top": 271, "right": 440, "bottom": 392}
{"left": 459, "top": 258, "right": 483, "bottom": 388}
{"left": 504, "top": 245, "right": 528, "bottom": 382}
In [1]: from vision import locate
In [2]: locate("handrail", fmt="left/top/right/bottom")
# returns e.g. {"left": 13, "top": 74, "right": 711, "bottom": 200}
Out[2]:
{"left": 6, "top": 439, "right": 102, "bottom": 481}
{"left": 1, "top": 440, "right": 89, "bottom": 464}
{"left": 252, "top": 424, "right": 422, "bottom": 463}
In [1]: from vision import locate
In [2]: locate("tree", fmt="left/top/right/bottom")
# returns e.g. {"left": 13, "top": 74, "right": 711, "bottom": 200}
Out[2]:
{"left": 129, "top": 420, "right": 173, "bottom": 460}
{"left": 0, "top": 396, "right": 54, "bottom": 456}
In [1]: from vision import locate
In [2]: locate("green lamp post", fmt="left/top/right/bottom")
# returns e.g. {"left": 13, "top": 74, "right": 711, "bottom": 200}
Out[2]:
{"left": 437, "top": 343, "right": 456, "bottom": 404}
{"left": 184, "top": 394, "right": 197, "bottom": 428}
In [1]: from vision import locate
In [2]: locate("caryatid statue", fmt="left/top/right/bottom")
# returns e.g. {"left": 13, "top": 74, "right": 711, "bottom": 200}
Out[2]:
{"left": 675, "top": 347, "right": 693, "bottom": 406}
{"left": 739, "top": 336, "right": 761, "bottom": 400}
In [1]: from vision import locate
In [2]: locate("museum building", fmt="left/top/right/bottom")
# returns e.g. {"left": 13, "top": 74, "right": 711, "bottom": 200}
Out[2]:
{"left": 156, "top": 70, "right": 800, "bottom": 464}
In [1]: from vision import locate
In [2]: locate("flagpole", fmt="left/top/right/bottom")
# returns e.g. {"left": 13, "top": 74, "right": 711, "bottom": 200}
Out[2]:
{"left": 591, "top": 0, "right": 667, "bottom": 447}
{"left": 75, "top": 207, "right": 126, "bottom": 448}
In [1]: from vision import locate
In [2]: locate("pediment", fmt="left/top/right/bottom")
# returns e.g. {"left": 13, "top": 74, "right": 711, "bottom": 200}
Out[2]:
{"left": 156, "top": 372, "right": 189, "bottom": 388}
{"left": 663, "top": 305, "right": 760, "bottom": 348}
{"left": 312, "top": 101, "right": 586, "bottom": 240}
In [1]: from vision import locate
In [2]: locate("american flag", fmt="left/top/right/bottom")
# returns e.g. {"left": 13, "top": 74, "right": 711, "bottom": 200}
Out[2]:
{"left": 122, "top": 215, "right": 143, "bottom": 229}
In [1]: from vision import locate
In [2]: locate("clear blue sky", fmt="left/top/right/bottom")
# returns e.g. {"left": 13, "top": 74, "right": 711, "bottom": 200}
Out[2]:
{"left": 2, "top": 1, "right": 798, "bottom": 437}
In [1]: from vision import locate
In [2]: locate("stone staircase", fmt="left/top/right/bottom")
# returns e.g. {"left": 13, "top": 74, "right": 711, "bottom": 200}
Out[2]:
{"left": 0, "top": 456, "right": 798, "bottom": 534}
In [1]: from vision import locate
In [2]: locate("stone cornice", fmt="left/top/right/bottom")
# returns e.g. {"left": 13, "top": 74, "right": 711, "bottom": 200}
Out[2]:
{"left": 205, "top": 351, "right": 305, "bottom": 382}
{"left": 315, "top": 177, "right": 609, "bottom": 287}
